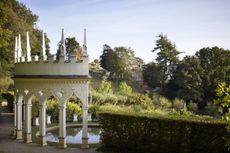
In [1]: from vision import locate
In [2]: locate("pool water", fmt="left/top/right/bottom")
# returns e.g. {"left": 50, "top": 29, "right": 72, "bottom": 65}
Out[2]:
{"left": 46, "top": 127, "right": 101, "bottom": 144}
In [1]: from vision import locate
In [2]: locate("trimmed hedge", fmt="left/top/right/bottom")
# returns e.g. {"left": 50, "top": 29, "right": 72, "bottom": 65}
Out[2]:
{"left": 99, "top": 112, "right": 228, "bottom": 153}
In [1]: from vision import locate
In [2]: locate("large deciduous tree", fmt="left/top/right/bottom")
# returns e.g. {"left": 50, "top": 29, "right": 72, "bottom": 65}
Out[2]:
{"left": 65, "top": 37, "right": 82, "bottom": 56}
{"left": 196, "top": 47, "right": 230, "bottom": 108}
{"left": 0, "top": 0, "right": 50, "bottom": 95}
{"left": 100, "top": 45, "right": 143, "bottom": 84}
{"left": 100, "top": 44, "right": 117, "bottom": 71}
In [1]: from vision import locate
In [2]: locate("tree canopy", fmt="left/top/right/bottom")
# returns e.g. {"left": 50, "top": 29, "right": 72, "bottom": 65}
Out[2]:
{"left": 100, "top": 44, "right": 143, "bottom": 84}
{"left": 0, "top": 0, "right": 50, "bottom": 95}
{"left": 152, "top": 33, "right": 181, "bottom": 92}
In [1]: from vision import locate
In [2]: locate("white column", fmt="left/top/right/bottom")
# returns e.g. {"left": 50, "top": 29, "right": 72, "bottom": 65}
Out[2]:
{"left": 39, "top": 103, "right": 47, "bottom": 146}
{"left": 81, "top": 107, "right": 89, "bottom": 148}
{"left": 24, "top": 103, "right": 32, "bottom": 143}
{"left": 58, "top": 104, "right": 67, "bottom": 148}
{"left": 13, "top": 100, "right": 17, "bottom": 136}
{"left": 23, "top": 102, "right": 26, "bottom": 127}
{"left": 16, "top": 99, "right": 23, "bottom": 139}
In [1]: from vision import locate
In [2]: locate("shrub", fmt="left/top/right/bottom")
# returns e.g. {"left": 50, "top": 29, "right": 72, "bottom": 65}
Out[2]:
{"left": 126, "top": 93, "right": 152, "bottom": 109}
{"left": 118, "top": 82, "right": 132, "bottom": 95}
{"left": 131, "top": 105, "right": 142, "bottom": 112}
{"left": 187, "top": 101, "right": 198, "bottom": 113}
{"left": 103, "top": 93, "right": 118, "bottom": 105}
{"left": 90, "top": 91, "right": 105, "bottom": 105}
{"left": 68, "top": 96, "right": 82, "bottom": 106}
{"left": 172, "top": 98, "right": 185, "bottom": 111}
{"left": 116, "top": 94, "right": 127, "bottom": 105}
{"left": 99, "top": 104, "right": 128, "bottom": 113}
{"left": 89, "top": 104, "right": 100, "bottom": 119}
{"left": 154, "top": 96, "right": 172, "bottom": 109}
{"left": 46, "top": 99, "right": 59, "bottom": 122}
{"left": 97, "top": 80, "right": 113, "bottom": 94}
{"left": 99, "top": 112, "right": 228, "bottom": 153}
{"left": 2, "top": 92, "right": 14, "bottom": 112}
{"left": 32, "top": 96, "right": 39, "bottom": 117}
{"left": 66, "top": 102, "right": 81, "bottom": 120}
{"left": 205, "top": 103, "right": 222, "bottom": 117}
{"left": 214, "top": 82, "right": 230, "bottom": 148}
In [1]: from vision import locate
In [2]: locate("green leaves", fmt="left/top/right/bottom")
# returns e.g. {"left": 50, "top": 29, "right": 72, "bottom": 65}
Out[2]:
{"left": 65, "top": 37, "right": 82, "bottom": 57}
{"left": 118, "top": 82, "right": 132, "bottom": 95}
{"left": 97, "top": 80, "right": 113, "bottom": 94}
{"left": 214, "top": 82, "right": 230, "bottom": 149}
{"left": 0, "top": 0, "right": 50, "bottom": 94}
{"left": 99, "top": 112, "right": 227, "bottom": 153}
{"left": 214, "top": 82, "right": 230, "bottom": 108}
{"left": 100, "top": 45, "right": 143, "bottom": 84}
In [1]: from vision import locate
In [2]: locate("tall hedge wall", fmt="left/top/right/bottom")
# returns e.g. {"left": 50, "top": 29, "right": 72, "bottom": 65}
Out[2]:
{"left": 99, "top": 112, "right": 228, "bottom": 153}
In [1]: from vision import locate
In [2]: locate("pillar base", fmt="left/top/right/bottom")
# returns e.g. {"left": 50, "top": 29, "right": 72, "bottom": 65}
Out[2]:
{"left": 58, "top": 137, "right": 67, "bottom": 149}
{"left": 16, "top": 130, "right": 23, "bottom": 140}
{"left": 12, "top": 128, "right": 16, "bottom": 136}
{"left": 22, "top": 132, "right": 26, "bottom": 142}
{"left": 81, "top": 138, "right": 89, "bottom": 149}
{"left": 24, "top": 133, "right": 32, "bottom": 143}
{"left": 38, "top": 135, "right": 47, "bottom": 146}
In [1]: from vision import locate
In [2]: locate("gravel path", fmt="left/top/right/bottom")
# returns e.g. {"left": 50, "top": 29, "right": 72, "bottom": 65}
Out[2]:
{"left": 0, "top": 107, "right": 103, "bottom": 153}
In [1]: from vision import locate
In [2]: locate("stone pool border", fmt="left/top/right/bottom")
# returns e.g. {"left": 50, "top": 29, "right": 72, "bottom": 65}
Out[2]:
{"left": 35, "top": 123, "right": 100, "bottom": 137}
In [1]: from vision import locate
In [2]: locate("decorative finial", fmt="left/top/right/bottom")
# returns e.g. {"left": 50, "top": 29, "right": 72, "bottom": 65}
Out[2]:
{"left": 14, "top": 36, "right": 18, "bottom": 63}
{"left": 41, "top": 31, "right": 46, "bottom": 58}
{"left": 83, "top": 28, "right": 87, "bottom": 55}
{"left": 18, "top": 34, "right": 22, "bottom": 62}
{"left": 84, "top": 28, "right": 87, "bottom": 47}
{"left": 26, "top": 32, "right": 31, "bottom": 61}
{"left": 60, "top": 28, "right": 65, "bottom": 55}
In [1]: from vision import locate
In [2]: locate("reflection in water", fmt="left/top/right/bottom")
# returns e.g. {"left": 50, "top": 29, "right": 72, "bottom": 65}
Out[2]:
{"left": 46, "top": 127, "right": 101, "bottom": 144}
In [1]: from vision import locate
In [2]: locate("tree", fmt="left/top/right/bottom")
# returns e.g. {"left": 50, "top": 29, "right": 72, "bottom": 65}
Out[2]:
{"left": 100, "top": 44, "right": 117, "bottom": 71}
{"left": 100, "top": 45, "right": 142, "bottom": 84}
{"left": 0, "top": 0, "right": 50, "bottom": 94}
{"left": 65, "top": 37, "right": 82, "bottom": 57}
{"left": 142, "top": 62, "right": 161, "bottom": 88}
{"left": 0, "top": 0, "right": 50, "bottom": 55}
{"left": 56, "top": 37, "right": 81, "bottom": 60}
{"left": 171, "top": 56, "right": 204, "bottom": 106}
{"left": 152, "top": 33, "right": 181, "bottom": 92}
{"left": 196, "top": 47, "right": 230, "bottom": 108}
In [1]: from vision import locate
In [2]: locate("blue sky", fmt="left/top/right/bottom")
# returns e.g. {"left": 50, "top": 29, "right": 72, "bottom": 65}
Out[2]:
{"left": 18, "top": 0, "right": 230, "bottom": 63}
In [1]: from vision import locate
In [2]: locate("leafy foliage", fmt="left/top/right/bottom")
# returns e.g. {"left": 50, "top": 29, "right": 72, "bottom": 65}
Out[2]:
{"left": 99, "top": 112, "right": 227, "bottom": 153}
{"left": 142, "top": 62, "right": 161, "bottom": 88}
{"left": 172, "top": 98, "right": 185, "bottom": 111}
{"left": 214, "top": 82, "right": 230, "bottom": 149}
{"left": 65, "top": 37, "right": 82, "bottom": 56}
{"left": 171, "top": 56, "right": 204, "bottom": 107}
{"left": 196, "top": 47, "right": 230, "bottom": 108}
{"left": 66, "top": 102, "right": 81, "bottom": 119}
{"left": 0, "top": 0, "right": 50, "bottom": 94}
{"left": 118, "top": 82, "right": 132, "bottom": 95}
{"left": 97, "top": 80, "right": 113, "bottom": 94}
{"left": 100, "top": 44, "right": 143, "bottom": 84}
